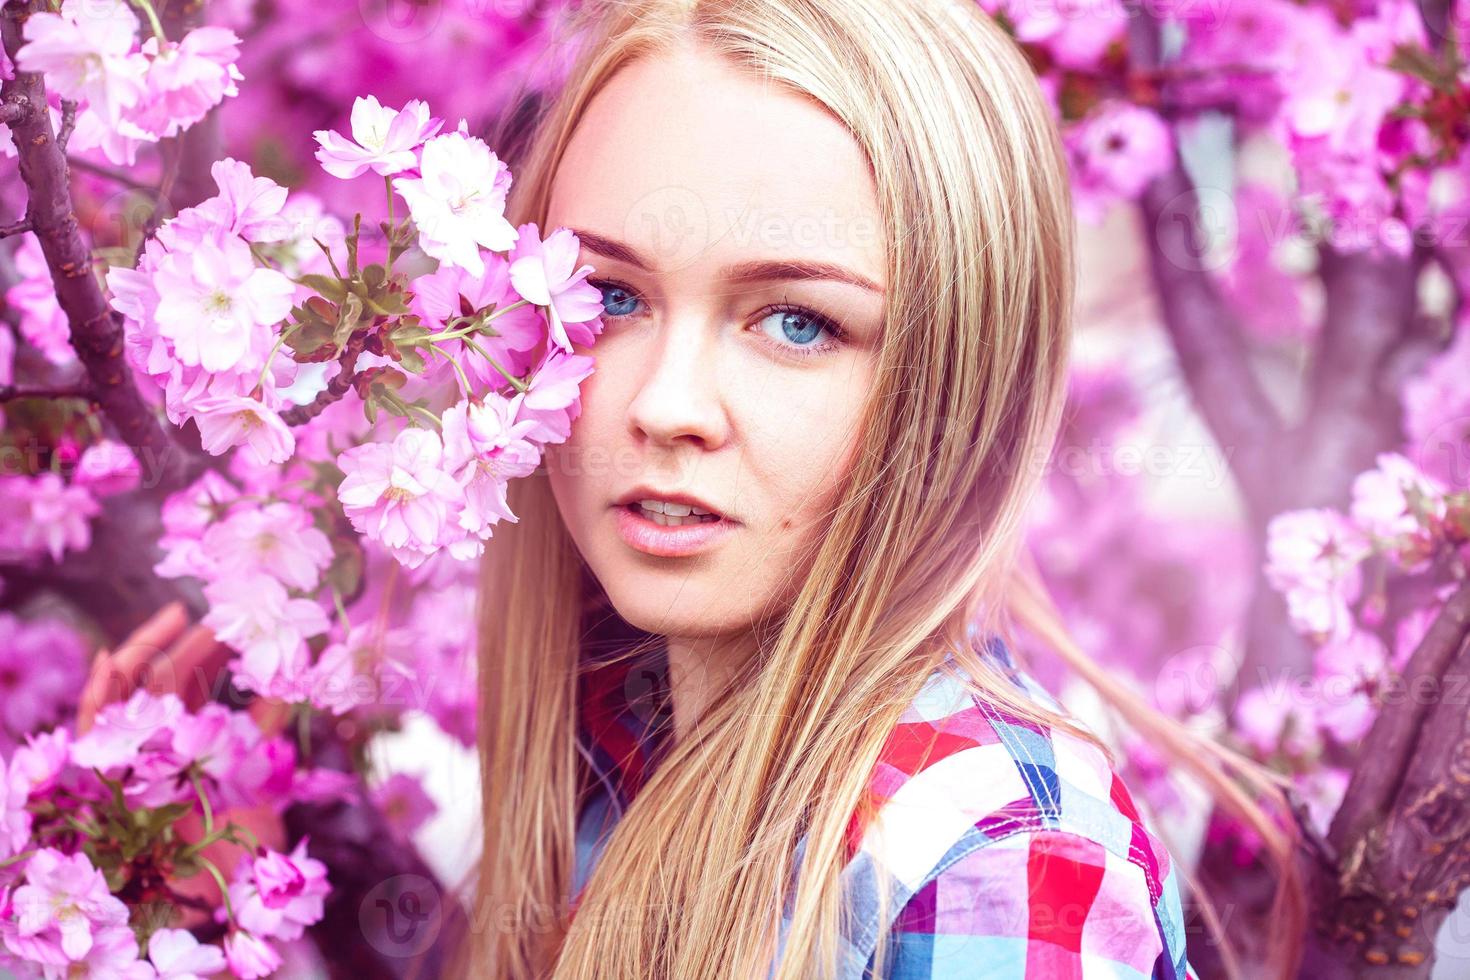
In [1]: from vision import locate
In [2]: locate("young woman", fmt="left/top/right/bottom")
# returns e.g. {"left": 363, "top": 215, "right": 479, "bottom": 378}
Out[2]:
{"left": 87, "top": 0, "right": 1305, "bottom": 975}
{"left": 452, "top": 0, "right": 1306, "bottom": 978}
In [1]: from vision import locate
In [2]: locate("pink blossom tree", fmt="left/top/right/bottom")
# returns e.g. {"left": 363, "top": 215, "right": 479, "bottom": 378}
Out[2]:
{"left": 0, "top": 0, "right": 1465, "bottom": 975}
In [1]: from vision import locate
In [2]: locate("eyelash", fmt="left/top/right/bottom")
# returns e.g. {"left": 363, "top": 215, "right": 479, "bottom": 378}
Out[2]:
{"left": 585, "top": 277, "right": 850, "bottom": 360}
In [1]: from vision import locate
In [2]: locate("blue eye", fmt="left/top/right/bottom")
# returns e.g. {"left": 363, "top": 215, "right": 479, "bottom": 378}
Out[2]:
{"left": 589, "top": 279, "right": 642, "bottom": 318}
{"left": 584, "top": 278, "right": 848, "bottom": 360}
{"left": 755, "top": 304, "right": 846, "bottom": 358}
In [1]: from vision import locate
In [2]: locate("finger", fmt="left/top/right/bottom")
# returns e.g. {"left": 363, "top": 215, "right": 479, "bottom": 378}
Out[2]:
{"left": 112, "top": 601, "right": 189, "bottom": 694}
{"left": 76, "top": 648, "right": 114, "bottom": 736}
{"left": 168, "top": 625, "right": 233, "bottom": 710}
{"left": 248, "top": 696, "right": 292, "bottom": 740}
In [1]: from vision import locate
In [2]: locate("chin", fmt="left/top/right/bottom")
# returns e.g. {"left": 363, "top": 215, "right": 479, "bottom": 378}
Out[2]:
{"left": 600, "top": 570, "right": 740, "bottom": 637}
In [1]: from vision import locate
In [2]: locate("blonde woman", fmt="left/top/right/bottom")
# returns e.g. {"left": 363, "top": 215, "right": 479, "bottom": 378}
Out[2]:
{"left": 455, "top": 0, "right": 1306, "bottom": 977}
{"left": 85, "top": 0, "right": 1305, "bottom": 975}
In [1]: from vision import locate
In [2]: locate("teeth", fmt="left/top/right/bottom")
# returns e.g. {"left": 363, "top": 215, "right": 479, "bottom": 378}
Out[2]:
{"left": 634, "top": 498, "right": 720, "bottom": 525}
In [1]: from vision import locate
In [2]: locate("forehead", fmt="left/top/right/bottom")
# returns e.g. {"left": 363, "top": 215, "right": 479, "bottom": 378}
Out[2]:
{"left": 547, "top": 44, "right": 886, "bottom": 283}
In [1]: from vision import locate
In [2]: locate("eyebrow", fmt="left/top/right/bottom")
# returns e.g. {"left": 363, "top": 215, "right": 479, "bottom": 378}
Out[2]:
{"left": 570, "top": 228, "right": 885, "bottom": 295}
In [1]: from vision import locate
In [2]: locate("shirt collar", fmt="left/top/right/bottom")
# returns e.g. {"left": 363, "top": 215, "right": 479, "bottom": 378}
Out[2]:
{"left": 578, "top": 638, "right": 675, "bottom": 806}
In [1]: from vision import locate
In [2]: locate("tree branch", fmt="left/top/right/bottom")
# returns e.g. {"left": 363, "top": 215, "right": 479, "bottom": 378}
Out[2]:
{"left": 1305, "top": 579, "right": 1470, "bottom": 975}
{"left": 281, "top": 338, "right": 367, "bottom": 427}
{"left": 0, "top": 381, "right": 95, "bottom": 402}
{"left": 1128, "top": 19, "right": 1287, "bottom": 517}
{"left": 0, "top": 217, "right": 33, "bottom": 238}
{"left": 1328, "top": 580, "right": 1470, "bottom": 852}
{"left": 0, "top": 0, "right": 190, "bottom": 490}
{"left": 1290, "top": 247, "right": 1417, "bottom": 511}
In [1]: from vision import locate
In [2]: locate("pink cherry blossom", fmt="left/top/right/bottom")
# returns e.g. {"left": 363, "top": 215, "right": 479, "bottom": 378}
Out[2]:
{"left": 6, "top": 236, "right": 72, "bottom": 365}
{"left": 407, "top": 255, "right": 545, "bottom": 393}
{"left": 1233, "top": 685, "right": 1318, "bottom": 758}
{"left": 191, "top": 394, "right": 295, "bottom": 464}
{"left": 203, "top": 574, "right": 330, "bottom": 697}
{"left": 64, "top": 99, "right": 152, "bottom": 167}
{"left": 152, "top": 234, "right": 295, "bottom": 373}
{"left": 518, "top": 348, "right": 596, "bottom": 444}
{"left": 147, "top": 927, "right": 227, "bottom": 980}
{"left": 199, "top": 501, "right": 334, "bottom": 591}
{"left": 305, "top": 624, "right": 415, "bottom": 716}
{"left": 0, "top": 758, "right": 31, "bottom": 861}
{"left": 394, "top": 128, "right": 518, "bottom": 277}
{"left": 73, "top": 441, "right": 142, "bottom": 497}
{"left": 313, "top": 94, "right": 443, "bottom": 179}
{"left": 371, "top": 772, "right": 438, "bottom": 846}
{"left": 52, "top": 922, "right": 156, "bottom": 978}
{"left": 0, "top": 614, "right": 86, "bottom": 745}
{"left": 990, "top": 0, "right": 1127, "bottom": 70}
{"left": 223, "top": 930, "right": 280, "bottom": 979}
{"left": 1066, "top": 102, "right": 1174, "bottom": 223}
{"left": 1, "top": 848, "right": 131, "bottom": 965}
{"left": 337, "top": 428, "right": 465, "bottom": 568}
{"left": 440, "top": 396, "right": 542, "bottom": 556}
{"left": 155, "top": 471, "right": 241, "bottom": 579}
{"left": 1349, "top": 452, "right": 1447, "bottom": 561}
{"left": 1402, "top": 318, "right": 1470, "bottom": 488}
{"left": 132, "top": 27, "right": 244, "bottom": 139}
{"left": 15, "top": 0, "right": 147, "bottom": 124}
{"left": 0, "top": 473, "right": 100, "bottom": 563}
{"left": 1264, "top": 508, "right": 1371, "bottom": 640}
{"left": 71, "top": 689, "right": 186, "bottom": 772}
{"left": 1316, "top": 628, "right": 1389, "bottom": 684}
{"left": 196, "top": 157, "right": 292, "bottom": 244}
{"left": 228, "top": 838, "right": 329, "bottom": 942}
{"left": 1296, "top": 767, "right": 1351, "bottom": 838}
{"left": 508, "top": 223, "right": 605, "bottom": 353}
{"left": 1393, "top": 601, "right": 1440, "bottom": 672}
{"left": 9, "top": 727, "right": 71, "bottom": 800}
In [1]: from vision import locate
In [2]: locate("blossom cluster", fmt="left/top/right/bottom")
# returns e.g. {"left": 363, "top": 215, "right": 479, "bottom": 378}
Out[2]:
{"left": 9, "top": 0, "right": 242, "bottom": 166}
{"left": 1250, "top": 449, "right": 1468, "bottom": 752}
{"left": 0, "top": 688, "right": 340, "bottom": 978}
{"left": 977, "top": 0, "right": 1470, "bottom": 259}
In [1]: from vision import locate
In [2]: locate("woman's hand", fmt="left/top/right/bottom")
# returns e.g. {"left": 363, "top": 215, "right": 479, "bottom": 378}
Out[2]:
{"left": 77, "top": 601, "right": 290, "bottom": 930}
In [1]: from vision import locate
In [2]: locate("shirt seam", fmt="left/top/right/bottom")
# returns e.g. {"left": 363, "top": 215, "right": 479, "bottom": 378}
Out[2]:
{"left": 857, "top": 814, "right": 1175, "bottom": 970}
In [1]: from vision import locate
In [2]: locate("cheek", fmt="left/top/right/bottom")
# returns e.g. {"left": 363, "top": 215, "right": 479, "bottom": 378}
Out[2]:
{"left": 745, "top": 379, "right": 868, "bottom": 533}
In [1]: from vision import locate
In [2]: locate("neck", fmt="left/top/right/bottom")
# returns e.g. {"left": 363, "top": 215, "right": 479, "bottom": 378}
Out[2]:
{"left": 663, "top": 631, "right": 757, "bottom": 744}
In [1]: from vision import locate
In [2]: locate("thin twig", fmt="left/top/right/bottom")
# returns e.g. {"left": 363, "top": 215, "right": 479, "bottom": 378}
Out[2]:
{"left": 56, "top": 98, "right": 75, "bottom": 150}
{"left": 0, "top": 218, "right": 32, "bottom": 238}
{"left": 0, "top": 382, "right": 95, "bottom": 402}
{"left": 66, "top": 155, "right": 156, "bottom": 193}
{"left": 280, "top": 335, "right": 368, "bottom": 427}
{"left": 1, "top": 0, "right": 188, "bottom": 489}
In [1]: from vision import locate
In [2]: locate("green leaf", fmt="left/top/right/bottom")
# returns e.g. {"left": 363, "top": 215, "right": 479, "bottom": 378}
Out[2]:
{"left": 332, "top": 292, "right": 365, "bottom": 349}
{"left": 387, "top": 218, "right": 416, "bottom": 265}
{"left": 395, "top": 347, "right": 425, "bottom": 373}
{"left": 298, "top": 274, "right": 349, "bottom": 305}
{"left": 284, "top": 302, "right": 336, "bottom": 360}
{"left": 388, "top": 321, "right": 431, "bottom": 348}
{"left": 1388, "top": 43, "right": 1458, "bottom": 92}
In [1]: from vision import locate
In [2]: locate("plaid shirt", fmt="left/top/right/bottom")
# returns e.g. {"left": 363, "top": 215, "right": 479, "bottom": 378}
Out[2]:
{"left": 572, "top": 631, "right": 1197, "bottom": 979}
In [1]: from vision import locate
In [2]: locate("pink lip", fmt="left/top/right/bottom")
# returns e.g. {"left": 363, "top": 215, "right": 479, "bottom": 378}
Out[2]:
{"left": 613, "top": 503, "right": 740, "bottom": 557}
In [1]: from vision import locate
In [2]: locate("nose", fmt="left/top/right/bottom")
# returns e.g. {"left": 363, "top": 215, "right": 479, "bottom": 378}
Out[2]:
{"left": 625, "top": 313, "right": 730, "bottom": 451}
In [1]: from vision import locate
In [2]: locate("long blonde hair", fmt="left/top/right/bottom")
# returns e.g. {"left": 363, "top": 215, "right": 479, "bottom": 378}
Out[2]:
{"left": 448, "top": 1, "right": 1307, "bottom": 976}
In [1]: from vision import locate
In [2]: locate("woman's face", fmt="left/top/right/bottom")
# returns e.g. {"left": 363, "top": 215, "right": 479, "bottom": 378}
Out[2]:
{"left": 544, "top": 42, "right": 886, "bottom": 642}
